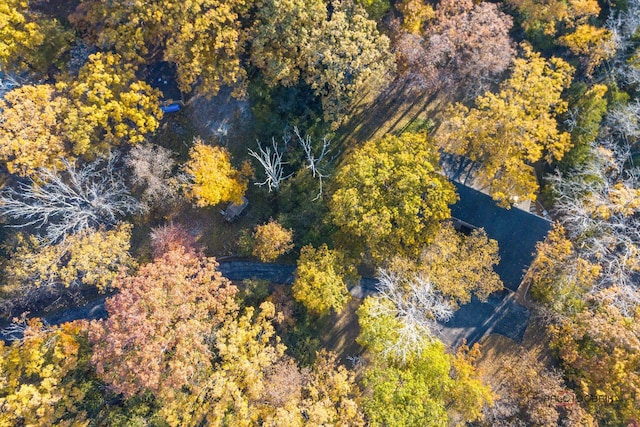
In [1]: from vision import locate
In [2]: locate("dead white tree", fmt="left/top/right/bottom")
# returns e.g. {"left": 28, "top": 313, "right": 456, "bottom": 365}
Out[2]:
{"left": 0, "top": 72, "right": 24, "bottom": 100}
{"left": 606, "top": 0, "right": 640, "bottom": 84}
{"left": 548, "top": 143, "right": 640, "bottom": 293}
{"left": 368, "top": 268, "right": 453, "bottom": 362}
{"left": 293, "top": 126, "right": 332, "bottom": 200}
{"left": 0, "top": 153, "right": 138, "bottom": 243}
{"left": 248, "top": 138, "right": 291, "bottom": 192}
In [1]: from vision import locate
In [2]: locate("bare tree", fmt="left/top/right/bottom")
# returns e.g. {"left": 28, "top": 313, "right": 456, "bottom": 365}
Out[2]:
{"left": 368, "top": 267, "right": 453, "bottom": 361}
{"left": 293, "top": 127, "right": 332, "bottom": 200}
{"left": 248, "top": 138, "right": 291, "bottom": 192}
{"left": 606, "top": 0, "right": 640, "bottom": 84}
{"left": 125, "top": 143, "right": 179, "bottom": 211}
{"left": 0, "top": 72, "right": 25, "bottom": 100}
{"left": 548, "top": 143, "right": 640, "bottom": 294}
{"left": 0, "top": 153, "right": 138, "bottom": 243}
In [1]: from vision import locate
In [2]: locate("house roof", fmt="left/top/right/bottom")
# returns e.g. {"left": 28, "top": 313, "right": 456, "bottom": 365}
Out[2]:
{"left": 450, "top": 181, "right": 552, "bottom": 292}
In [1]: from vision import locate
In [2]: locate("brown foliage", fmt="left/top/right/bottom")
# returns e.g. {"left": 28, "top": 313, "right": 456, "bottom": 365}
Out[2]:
{"left": 395, "top": 0, "right": 514, "bottom": 93}
{"left": 149, "top": 223, "right": 199, "bottom": 258}
{"left": 88, "top": 248, "right": 238, "bottom": 398}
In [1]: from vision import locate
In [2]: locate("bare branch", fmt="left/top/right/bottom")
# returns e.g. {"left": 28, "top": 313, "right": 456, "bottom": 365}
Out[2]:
{"left": 0, "top": 153, "right": 139, "bottom": 243}
{"left": 293, "top": 126, "right": 333, "bottom": 201}
{"left": 248, "top": 138, "right": 291, "bottom": 192}
{"left": 370, "top": 268, "right": 453, "bottom": 362}
{"left": 548, "top": 143, "right": 640, "bottom": 296}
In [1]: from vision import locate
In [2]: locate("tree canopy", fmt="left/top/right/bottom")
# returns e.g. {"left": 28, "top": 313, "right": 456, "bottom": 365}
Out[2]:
{"left": 330, "top": 132, "right": 457, "bottom": 261}
{"left": 438, "top": 45, "right": 574, "bottom": 206}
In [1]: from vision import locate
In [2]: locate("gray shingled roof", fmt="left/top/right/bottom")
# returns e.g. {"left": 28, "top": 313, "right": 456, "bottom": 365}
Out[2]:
{"left": 450, "top": 181, "right": 552, "bottom": 292}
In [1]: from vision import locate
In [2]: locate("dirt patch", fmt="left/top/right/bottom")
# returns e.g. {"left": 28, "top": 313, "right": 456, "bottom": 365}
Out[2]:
{"left": 319, "top": 298, "right": 365, "bottom": 364}
{"left": 188, "top": 88, "right": 252, "bottom": 151}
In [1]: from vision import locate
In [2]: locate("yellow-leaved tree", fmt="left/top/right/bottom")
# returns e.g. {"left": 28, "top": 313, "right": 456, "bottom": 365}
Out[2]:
{"left": 71, "top": 0, "right": 248, "bottom": 96}
{"left": 0, "top": 319, "right": 90, "bottom": 427}
{"left": 438, "top": 44, "right": 574, "bottom": 206}
{"left": 292, "top": 244, "right": 356, "bottom": 316}
{"left": 330, "top": 132, "right": 457, "bottom": 261}
{"left": 61, "top": 52, "right": 162, "bottom": 157}
{"left": 0, "top": 0, "right": 71, "bottom": 73}
{"left": 3, "top": 224, "right": 136, "bottom": 296}
{"left": 184, "top": 139, "right": 252, "bottom": 207}
{"left": 0, "top": 84, "right": 69, "bottom": 177}
{"left": 420, "top": 222, "right": 502, "bottom": 308}
{"left": 560, "top": 24, "right": 617, "bottom": 75}
{"left": 251, "top": 219, "right": 294, "bottom": 262}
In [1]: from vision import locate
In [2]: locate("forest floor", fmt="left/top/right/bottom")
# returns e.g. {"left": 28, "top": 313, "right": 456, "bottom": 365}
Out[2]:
{"left": 337, "top": 79, "right": 451, "bottom": 151}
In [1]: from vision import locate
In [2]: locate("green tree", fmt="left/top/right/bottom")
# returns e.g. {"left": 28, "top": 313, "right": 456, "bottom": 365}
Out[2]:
{"left": 438, "top": 44, "right": 574, "bottom": 206}
{"left": 305, "top": 0, "right": 395, "bottom": 128}
{"left": 250, "top": 0, "right": 326, "bottom": 88}
{"left": 560, "top": 83, "right": 608, "bottom": 168}
{"left": 292, "top": 244, "right": 355, "bottom": 316}
{"left": 357, "top": 298, "right": 493, "bottom": 426}
{"left": 330, "top": 132, "right": 457, "bottom": 261}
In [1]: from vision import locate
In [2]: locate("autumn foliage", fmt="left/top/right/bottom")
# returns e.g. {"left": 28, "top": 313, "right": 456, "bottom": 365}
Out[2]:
{"left": 89, "top": 248, "right": 238, "bottom": 397}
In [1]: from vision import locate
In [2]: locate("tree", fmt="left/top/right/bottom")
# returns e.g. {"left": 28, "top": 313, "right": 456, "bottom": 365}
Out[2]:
{"left": 506, "top": 0, "right": 600, "bottom": 36}
{"left": 299, "top": 350, "right": 365, "bottom": 426}
{"left": 0, "top": 154, "right": 138, "bottom": 243}
{"left": 420, "top": 222, "right": 502, "bottom": 307}
{"left": 396, "top": 0, "right": 514, "bottom": 93}
{"left": 560, "top": 83, "right": 608, "bottom": 168}
{"left": 0, "top": 84, "right": 69, "bottom": 177}
{"left": 357, "top": 268, "right": 453, "bottom": 361}
{"left": 294, "top": 127, "right": 333, "bottom": 201}
{"left": 0, "top": 319, "right": 90, "bottom": 427}
{"left": 251, "top": 219, "right": 294, "bottom": 262}
{"left": 395, "top": 0, "right": 434, "bottom": 34}
{"left": 330, "top": 132, "right": 457, "bottom": 261}
{"left": 358, "top": 337, "right": 493, "bottom": 426}
{"left": 292, "top": 244, "right": 355, "bottom": 316}
{"left": 149, "top": 222, "right": 199, "bottom": 259}
{"left": 125, "top": 143, "right": 180, "bottom": 212}
{"left": 550, "top": 287, "right": 640, "bottom": 425}
{"left": 548, "top": 144, "right": 640, "bottom": 293}
{"left": 89, "top": 247, "right": 238, "bottom": 398}
{"left": 3, "top": 223, "right": 135, "bottom": 299}
{"left": 438, "top": 45, "right": 574, "bottom": 206}
{"left": 305, "top": 0, "right": 394, "bottom": 128}
{"left": 184, "top": 139, "right": 252, "bottom": 207}
{"left": 0, "top": 0, "right": 71, "bottom": 73}
{"left": 156, "top": 301, "right": 285, "bottom": 425}
{"left": 529, "top": 224, "right": 600, "bottom": 317}
{"left": 560, "top": 24, "right": 616, "bottom": 75}
{"left": 248, "top": 137, "right": 290, "bottom": 193}
{"left": 482, "top": 347, "right": 596, "bottom": 426}
{"left": 71, "top": 0, "right": 248, "bottom": 96}
{"left": 249, "top": 0, "right": 326, "bottom": 87}
{"left": 61, "top": 52, "right": 162, "bottom": 157}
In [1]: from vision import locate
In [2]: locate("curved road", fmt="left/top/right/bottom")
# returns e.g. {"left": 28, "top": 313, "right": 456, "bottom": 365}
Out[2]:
{"left": 3, "top": 260, "right": 530, "bottom": 348}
